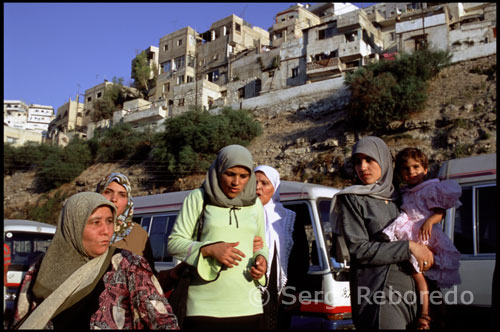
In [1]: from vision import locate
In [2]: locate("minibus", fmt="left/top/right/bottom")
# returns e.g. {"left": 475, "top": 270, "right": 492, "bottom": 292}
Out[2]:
{"left": 438, "top": 153, "right": 496, "bottom": 328}
{"left": 3, "top": 219, "right": 56, "bottom": 328}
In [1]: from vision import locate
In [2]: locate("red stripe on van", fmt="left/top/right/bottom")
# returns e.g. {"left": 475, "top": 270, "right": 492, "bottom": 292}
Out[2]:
{"left": 5, "top": 282, "right": 20, "bottom": 288}
{"left": 300, "top": 301, "right": 351, "bottom": 314}
{"left": 440, "top": 169, "right": 496, "bottom": 180}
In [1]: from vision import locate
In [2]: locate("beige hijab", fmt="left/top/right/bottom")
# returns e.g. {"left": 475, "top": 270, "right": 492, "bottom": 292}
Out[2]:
{"left": 330, "top": 136, "right": 397, "bottom": 232}
{"left": 20, "top": 192, "right": 117, "bottom": 329}
{"left": 202, "top": 144, "right": 257, "bottom": 208}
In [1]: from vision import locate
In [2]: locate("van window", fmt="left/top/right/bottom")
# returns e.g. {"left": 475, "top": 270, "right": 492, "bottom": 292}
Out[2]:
{"left": 453, "top": 184, "right": 496, "bottom": 255}
{"left": 133, "top": 214, "right": 177, "bottom": 262}
{"left": 4, "top": 232, "right": 53, "bottom": 272}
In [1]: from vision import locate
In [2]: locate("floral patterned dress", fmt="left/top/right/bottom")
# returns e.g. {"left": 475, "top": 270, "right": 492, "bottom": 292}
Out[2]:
{"left": 383, "top": 178, "right": 462, "bottom": 289}
{"left": 13, "top": 250, "right": 179, "bottom": 329}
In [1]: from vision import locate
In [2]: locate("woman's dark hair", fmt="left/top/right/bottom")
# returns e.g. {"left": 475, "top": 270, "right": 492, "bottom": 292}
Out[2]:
{"left": 395, "top": 147, "right": 429, "bottom": 174}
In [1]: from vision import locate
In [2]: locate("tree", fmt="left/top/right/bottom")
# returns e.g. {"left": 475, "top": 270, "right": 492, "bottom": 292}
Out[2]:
{"left": 344, "top": 47, "right": 451, "bottom": 132}
{"left": 132, "top": 50, "right": 155, "bottom": 98}
{"left": 92, "top": 77, "right": 125, "bottom": 121}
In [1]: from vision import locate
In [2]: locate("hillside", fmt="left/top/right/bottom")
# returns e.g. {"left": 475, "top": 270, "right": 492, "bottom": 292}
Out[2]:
{"left": 3, "top": 55, "right": 496, "bottom": 222}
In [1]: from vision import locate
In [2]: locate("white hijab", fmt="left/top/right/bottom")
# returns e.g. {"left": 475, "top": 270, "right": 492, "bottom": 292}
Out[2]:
{"left": 254, "top": 165, "right": 296, "bottom": 294}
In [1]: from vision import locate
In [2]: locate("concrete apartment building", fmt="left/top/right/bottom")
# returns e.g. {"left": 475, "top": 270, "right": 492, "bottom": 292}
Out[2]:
{"left": 4, "top": 100, "right": 55, "bottom": 146}
{"left": 33, "top": 2, "right": 495, "bottom": 146}
{"left": 46, "top": 96, "right": 85, "bottom": 146}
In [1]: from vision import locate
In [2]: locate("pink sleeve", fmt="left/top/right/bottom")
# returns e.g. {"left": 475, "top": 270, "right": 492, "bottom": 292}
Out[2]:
{"left": 423, "top": 179, "right": 462, "bottom": 211}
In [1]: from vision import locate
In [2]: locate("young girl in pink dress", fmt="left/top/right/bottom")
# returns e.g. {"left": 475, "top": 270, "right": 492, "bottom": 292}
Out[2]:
{"left": 383, "top": 148, "right": 462, "bottom": 329}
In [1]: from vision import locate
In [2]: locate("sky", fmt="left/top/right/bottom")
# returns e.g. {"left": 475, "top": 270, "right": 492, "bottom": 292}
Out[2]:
{"left": 4, "top": 2, "right": 374, "bottom": 112}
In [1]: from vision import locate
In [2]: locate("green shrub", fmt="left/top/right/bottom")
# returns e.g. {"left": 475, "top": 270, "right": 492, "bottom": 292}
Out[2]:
{"left": 345, "top": 47, "right": 451, "bottom": 132}
{"left": 35, "top": 137, "right": 93, "bottom": 191}
{"left": 88, "top": 122, "right": 153, "bottom": 163}
{"left": 151, "top": 107, "right": 262, "bottom": 178}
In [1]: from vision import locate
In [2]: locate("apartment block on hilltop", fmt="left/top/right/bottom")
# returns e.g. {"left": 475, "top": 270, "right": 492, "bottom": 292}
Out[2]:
{"left": 4, "top": 100, "right": 55, "bottom": 146}
{"left": 45, "top": 2, "right": 496, "bottom": 145}
{"left": 46, "top": 96, "right": 85, "bottom": 146}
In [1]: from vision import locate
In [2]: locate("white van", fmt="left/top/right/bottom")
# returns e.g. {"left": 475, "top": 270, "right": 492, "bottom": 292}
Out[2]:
{"left": 3, "top": 219, "right": 56, "bottom": 328}
{"left": 438, "top": 153, "right": 496, "bottom": 328}
{"left": 132, "top": 180, "right": 354, "bottom": 329}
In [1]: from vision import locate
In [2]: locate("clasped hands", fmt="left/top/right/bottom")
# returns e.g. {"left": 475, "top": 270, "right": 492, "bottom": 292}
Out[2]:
{"left": 201, "top": 241, "right": 267, "bottom": 280}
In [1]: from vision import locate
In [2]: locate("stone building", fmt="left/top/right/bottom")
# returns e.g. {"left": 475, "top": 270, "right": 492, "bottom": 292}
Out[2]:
{"left": 46, "top": 96, "right": 85, "bottom": 146}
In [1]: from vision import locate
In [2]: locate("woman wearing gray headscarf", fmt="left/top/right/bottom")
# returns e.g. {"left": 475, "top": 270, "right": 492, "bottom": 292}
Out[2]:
{"left": 13, "top": 192, "right": 178, "bottom": 330}
{"left": 168, "top": 145, "right": 268, "bottom": 329}
{"left": 330, "top": 136, "right": 434, "bottom": 329}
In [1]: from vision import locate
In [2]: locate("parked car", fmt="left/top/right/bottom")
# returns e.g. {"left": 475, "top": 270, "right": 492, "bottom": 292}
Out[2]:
{"left": 3, "top": 219, "right": 56, "bottom": 328}
{"left": 132, "top": 180, "right": 354, "bottom": 329}
{"left": 438, "top": 153, "right": 496, "bottom": 329}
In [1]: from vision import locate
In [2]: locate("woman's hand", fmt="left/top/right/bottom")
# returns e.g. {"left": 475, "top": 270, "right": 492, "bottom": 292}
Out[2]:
{"left": 253, "top": 236, "right": 263, "bottom": 253}
{"left": 249, "top": 255, "right": 267, "bottom": 280}
{"left": 409, "top": 240, "right": 434, "bottom": 272}
{"left": 200, "top": 242, "right": 246, "bottom": 268}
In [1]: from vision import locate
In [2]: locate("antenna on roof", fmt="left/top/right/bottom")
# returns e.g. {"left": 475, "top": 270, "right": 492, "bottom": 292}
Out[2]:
{"left": 239, "top": 4, "right": 247, "bottom": 19}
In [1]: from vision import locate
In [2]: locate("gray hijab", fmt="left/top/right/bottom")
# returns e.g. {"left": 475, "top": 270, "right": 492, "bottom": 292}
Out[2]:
{"left": 202, "top": 144, "right": 257, "bottom": 208}
{"left": 330, "top": 136, "right": 396, "bottom": 231}
{"left": 33, "top": 192, "right": 117, "bottom": 300}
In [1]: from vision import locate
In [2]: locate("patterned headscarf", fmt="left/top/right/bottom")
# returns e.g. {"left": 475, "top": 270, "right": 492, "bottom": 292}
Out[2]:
{"left": 202, "top": 145, "right": 257, "bottom": 208}
{"left": 96, "top": 172, "right": 134, "bottom": 242}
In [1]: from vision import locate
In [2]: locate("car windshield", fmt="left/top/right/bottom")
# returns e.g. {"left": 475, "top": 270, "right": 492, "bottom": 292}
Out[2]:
{"left": 4, "top": 231, "right": 54, "bottom": 271}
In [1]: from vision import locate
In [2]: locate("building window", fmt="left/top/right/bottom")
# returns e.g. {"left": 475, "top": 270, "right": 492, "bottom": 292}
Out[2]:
{"left": 175, "top": 56, "right": 185, "bottom": 70}
{"left": 87, "top": 97, "right": 92, "bottom": 102}
{"left": 292, "top": 67, "right": 299, "bottom": 78}
{"left": 163, "top": 44, "right": 168, "bottom": 51}
{"left": 163, "top": 83, "right": 170, "bottom": 93}
{"left": 187, "top": 76, "right": 194, "bottom": 83}
{"left": 238, "top": 87, "right": 245, "bottom": 98}
{"left": 177, "top": 39, "right": 182, "bottom": 46}
{"left": 187, "top": 55, "right": 196, "bottom": 68}
{"left": 178, "top": 98, "right": 184, "bottom": 106}
{"left": 268, "top": 70, "right": 274, "bottom": 78}
{"left": 345, "top": 32, "right": 356, "bottom": 42}
{"left": 390, "top": 32, "right": 396, "bottom": 41}
{"left": 235, "top": 23, "right": 241, "bottom": 33}
{"left": 163, "top": 61, "right": 172, "bottom": 73}
{"left": 208, "top": 70, "right": 219, "bottom": 82}
{"left": 97, "top": 92, "right": 102, "bottom": 98}
{"left": 177, "top": 76, "right": 185, "bottom": 85}
{"left": 319, "top": 29, "right": 326, "bottom": 40}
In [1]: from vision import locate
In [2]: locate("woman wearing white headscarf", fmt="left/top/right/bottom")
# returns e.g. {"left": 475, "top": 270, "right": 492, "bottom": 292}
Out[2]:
{"left": 168, "top": 145, "right": 268, "bottom": 329}
{"left": 254, "top": 165, "right": 308, "bottom": 329}
{"left": 13, "top": 192, "right": 178, "bottom": 329}
{"left": 330, "top": 136, "right": 434, "bottom": 329}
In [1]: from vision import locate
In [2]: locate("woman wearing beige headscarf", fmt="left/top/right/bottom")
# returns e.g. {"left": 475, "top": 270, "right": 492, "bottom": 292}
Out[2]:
{"left": 13, "top": 192, "right": 178, "bottom": 330}
{"left": 330, "top": 136, "right": 434, "bottom": 330}
{"left": 168, "top": 144, "right": 268, "bottom": 329}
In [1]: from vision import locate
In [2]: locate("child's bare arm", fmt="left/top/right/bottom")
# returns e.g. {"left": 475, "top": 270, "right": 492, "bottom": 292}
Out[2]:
{"left": 419, "top": 208, "right": 446, "bottom": 242}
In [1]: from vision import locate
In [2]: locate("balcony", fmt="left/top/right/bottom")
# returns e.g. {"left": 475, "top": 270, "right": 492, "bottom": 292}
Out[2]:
{"left": 306, "top": 57, "right": 343, "bottom": 77}
{"left": 122, "top": 105, "right": 168, "bottom": 125}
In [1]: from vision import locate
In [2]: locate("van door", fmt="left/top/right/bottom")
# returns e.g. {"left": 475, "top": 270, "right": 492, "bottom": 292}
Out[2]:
{"left": 283, "top": 200, "right": 353, "bottom": 329}
{"left": 443, "top": 183, "right": 496, "bottom": 306}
